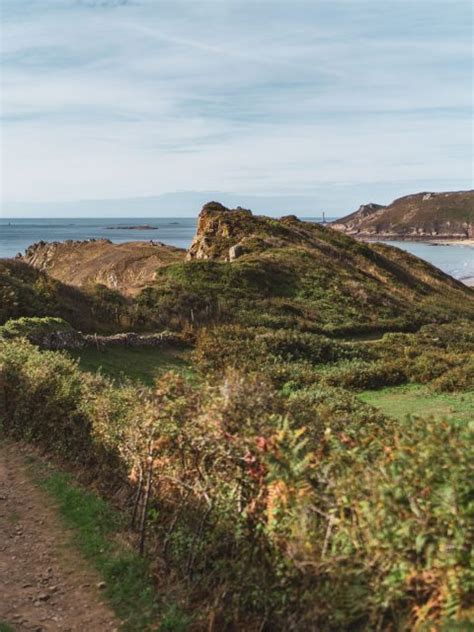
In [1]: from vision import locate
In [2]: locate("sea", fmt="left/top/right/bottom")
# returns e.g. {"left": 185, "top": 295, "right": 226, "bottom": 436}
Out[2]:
{"left": 0, "top": 217, "right": 473, "bottom": 284}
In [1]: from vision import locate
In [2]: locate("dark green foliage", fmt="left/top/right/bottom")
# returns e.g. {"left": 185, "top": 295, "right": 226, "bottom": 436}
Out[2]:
{"left": 133, "top": 232, "right": 474, "bottom": 336}
{"left": 1, "top": 338, "right": 473, "bottom": 629}
{"left": 0, "top": 316, "right": 72, "bottom": 338}
{"left": 319, "top": 358, "right": 408, "bottom": 390}
{"left": 1, "top": 211, "right": 473, "bottom": 629}
{"left": 0, "top": 259, "right": 131, "bottom": 333}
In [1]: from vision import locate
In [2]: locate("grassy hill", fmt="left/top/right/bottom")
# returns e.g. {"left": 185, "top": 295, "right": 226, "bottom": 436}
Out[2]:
{"left": 0, "top": 259, "right": 130, "bottom": 333}
{"left": 331, "top": 189, "right": 473, "bottom": 239}
{"left": 140, "top": 202, "right": 474, "bottom": 335}
{"left": 3, "top": 203, "right": 474, "bottom": 335}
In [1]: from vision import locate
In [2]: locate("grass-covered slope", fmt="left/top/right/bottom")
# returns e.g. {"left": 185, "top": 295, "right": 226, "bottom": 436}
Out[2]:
{"left": 139, "top": 202, "right": 474, "bottom": 334}
{"left": 332, "top": 189, "right": 473, "bottom": 239}
{"left": 0, "top": 259, "right": 132, "bottom": 333}
{"left": 5, "top": 203, "right": 472, "bottom": 336}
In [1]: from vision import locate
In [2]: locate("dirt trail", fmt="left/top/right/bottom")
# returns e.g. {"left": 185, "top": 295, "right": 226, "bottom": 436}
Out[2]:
{"left": 0, "top": 442, "right": 120, "bottom": 632}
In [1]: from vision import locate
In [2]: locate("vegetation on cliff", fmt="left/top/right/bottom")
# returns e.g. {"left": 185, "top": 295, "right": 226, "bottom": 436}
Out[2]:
{"left": 0, "top": 259, "right": 132, "bottom": 333}
{"left": 133, "top": 202, "right": 473, "bottom": 336}
{"left": 331, "top": 189, "right": 473, "bottom": 239}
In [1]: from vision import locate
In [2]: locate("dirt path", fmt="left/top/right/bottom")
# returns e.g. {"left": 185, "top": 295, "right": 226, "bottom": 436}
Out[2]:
{"left": 0, "top": 442, "right": 120, "bottom": 632}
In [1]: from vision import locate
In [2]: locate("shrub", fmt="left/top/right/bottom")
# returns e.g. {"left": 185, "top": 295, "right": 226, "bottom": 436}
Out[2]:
{"left": 0, "top": 316, "right": 73, "bottom": 339}
{"left": 320, "top": 359, "right": 408, "bottom": 390}
{"left": 1, "top": 339, "right": 472, "bottom": 630}
{"left": 429, "top": 359, "right": 474, "bottom": 392}
{"left": 194, "top": 325, "right": 367, "bottom": 375}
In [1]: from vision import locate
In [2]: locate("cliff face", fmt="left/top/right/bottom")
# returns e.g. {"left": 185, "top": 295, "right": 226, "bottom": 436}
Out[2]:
{"left": 186, "top": 202, "right": 258, "bottom": 261}
{"left": 19, "top": 239, "right": 185, "bottom": 295}
{"left": 331, "top": 190, "right": 473, "bottom": 240}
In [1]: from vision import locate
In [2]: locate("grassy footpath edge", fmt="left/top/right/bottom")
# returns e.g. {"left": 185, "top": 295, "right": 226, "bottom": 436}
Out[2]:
{"left": 358, "top": 384, "right": 474, "bottom": 423}
{"left": 20, "top": 449, "right": 191, "bottom": 632}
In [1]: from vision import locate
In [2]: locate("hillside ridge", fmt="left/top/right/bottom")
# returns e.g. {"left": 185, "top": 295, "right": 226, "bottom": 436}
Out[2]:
{"left": 6, "top": 201, "right": 473, "bottom": 335}
{"left": 331, "top": 189, "right": 473, "bottom": 240}
{"left": 19, "top": 238, "right": 185, "bottom": 295}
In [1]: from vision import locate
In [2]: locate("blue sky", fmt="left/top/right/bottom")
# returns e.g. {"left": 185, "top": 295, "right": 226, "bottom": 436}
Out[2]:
{"left": 1, "top": 0, "right": 472, "bottom": 216}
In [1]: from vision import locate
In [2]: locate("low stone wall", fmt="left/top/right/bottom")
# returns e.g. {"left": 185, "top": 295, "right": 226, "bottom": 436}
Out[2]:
{"left": 28, "top": 330, "right": 86, "bottom": 350}
{"left": 22, "top": 330, "right": 185, "bottom": 351}
{"left": 82, "top": 331, "right": 185, "bottom": 350}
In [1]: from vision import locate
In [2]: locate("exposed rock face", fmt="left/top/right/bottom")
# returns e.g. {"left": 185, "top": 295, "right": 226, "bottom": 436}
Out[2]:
{"left": 185, "top": 202, "right": 327, "bottom": 261}
{"left": 331, "top": 190, "right": 473, "bottom": 240}
{"left": 186, "top": 202, "right": 254, "bottom": 261}
{"left": 228, "top": 244, "right": 244, "bottom": 261}
{"left": 19, "top": 239, "right": 185, "bottom": 295}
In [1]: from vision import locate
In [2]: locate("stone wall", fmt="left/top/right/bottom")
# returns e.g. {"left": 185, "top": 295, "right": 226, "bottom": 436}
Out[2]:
{"left": 12, "top": 329, "right": 185, "bottom": 351}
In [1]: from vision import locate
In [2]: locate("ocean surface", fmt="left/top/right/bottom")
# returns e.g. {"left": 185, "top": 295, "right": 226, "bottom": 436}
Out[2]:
{"left": 382, "top": 240, "right": 474, "bottom": 283}
{"left": 0, "top": 218, "right": 473, "bottom": 283}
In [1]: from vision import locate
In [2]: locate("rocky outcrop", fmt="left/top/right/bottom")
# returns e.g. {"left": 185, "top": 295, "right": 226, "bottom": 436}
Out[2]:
{"left": 332, "top": 190, "right": 473, "bottom": 240}
{"left": 185, "top": 201, "right": 335, "bottom": 262}
{"left": 186, "top": 202, "right": 254, "bottom": 261}
{"left": 228, "top": 244, "right": 244, "bottom": 261}
{"left": 19, "top": 239, "right": 185, "bottom": 295}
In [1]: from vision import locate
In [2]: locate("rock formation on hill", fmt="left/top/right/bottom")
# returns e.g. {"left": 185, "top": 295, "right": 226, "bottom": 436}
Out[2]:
{"left": 331, "top": 190, "right": 473, "bottom": 240}
{"left": 186, "top": 201, "right": 343, "bottom": 262}
{"left": 157, "top": 201, "right": 474, "bottom": 333}
{"left": 19, "top": 239, "right": 185, "bottom": 295}
{"left": 8, "top": 201, "right": 474, "bottom": 334}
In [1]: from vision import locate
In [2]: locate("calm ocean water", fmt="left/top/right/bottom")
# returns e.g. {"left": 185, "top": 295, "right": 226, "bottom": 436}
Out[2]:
{"left": 382, "top": 241, "right": 474, "bottom": 283}
{"left": 0, "top": 218, "right": 472, "bottom": 282}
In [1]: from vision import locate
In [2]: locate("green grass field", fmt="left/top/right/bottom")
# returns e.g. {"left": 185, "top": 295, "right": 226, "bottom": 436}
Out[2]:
{"left": 68, "top": 345, "right": 194, "bottom": 385}
{"left": 359, "top": 384, "right": 474, "bottom": 423}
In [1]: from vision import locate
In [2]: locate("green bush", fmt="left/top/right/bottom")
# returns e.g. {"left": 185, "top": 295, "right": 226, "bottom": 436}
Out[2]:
{"left": 429, "top": 360, "right": 474, "bottom": 393}
{"left": 1, "top": 339, "right": 472, "bottom": 630}
{"left": 0, "top": 316, "right": 72, "bottom": 339}
{"left": 194, "top": 325, "right": 367, "bottom": 374}
{"left": 320, "top": 358, "right": 408, "bottom": 390}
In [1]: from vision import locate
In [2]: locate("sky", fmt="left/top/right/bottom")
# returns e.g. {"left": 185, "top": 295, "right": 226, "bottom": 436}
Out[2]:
{"left": 1, "top": 0, "right": 472, "bottom": 217}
